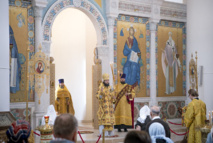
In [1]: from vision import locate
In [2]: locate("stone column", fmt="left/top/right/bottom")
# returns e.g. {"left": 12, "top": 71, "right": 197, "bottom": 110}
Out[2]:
{"left": 149, "top": 0, "right": 162, "bottom": 106}
{"left": 106, "top": 0, "right": 119, "bottom": 86}
{"left": 97, "top": 45, "right": 109, "bottom": 75}
{"left": 34, "top": 7, "right": 43, "bottom": 52}
{"left": 149, "top": 22, "right": 158, "bottom": 106}
{"left": 32, "top": 0, "right": 48, "bottom": 131}
{"left": 107, "top": 17, "right": 116, "bottom": 86}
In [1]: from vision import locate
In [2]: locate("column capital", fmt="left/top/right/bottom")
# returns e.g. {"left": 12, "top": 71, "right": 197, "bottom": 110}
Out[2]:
{"left": 32, "top": 0, "right": 48, "bottom": 8}
{"left": 106, "top": 0, "right": 119, "bottom": 19}
{"left": 34, "top": 7, "right": 43, "bottom": 18}
{"left": 32, "top": 0, "right": 48, "bottom": 18}
{"left": 149, "top": 0, "right": 162, "bottom": 29}
{"left": 149, "top": 21, "right": 158, "bottom": 31}
{"left": 107, "top": 16, "right": 116, "bottom": 27}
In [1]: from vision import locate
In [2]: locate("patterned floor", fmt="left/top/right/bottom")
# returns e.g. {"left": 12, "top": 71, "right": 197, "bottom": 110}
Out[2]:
{"left": 77, "top": 119, "right": 186, "bottom": 143}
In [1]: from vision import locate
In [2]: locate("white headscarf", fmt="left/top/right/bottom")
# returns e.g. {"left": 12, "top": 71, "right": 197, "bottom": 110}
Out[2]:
{"left": 41, "top": 105, "right": 57, "bottom": 125}
{"left": 149, "top": 123, "right": 173, "bottom": 143}
{"left": 137, "top": 105, "right": 150, "bottom": 123}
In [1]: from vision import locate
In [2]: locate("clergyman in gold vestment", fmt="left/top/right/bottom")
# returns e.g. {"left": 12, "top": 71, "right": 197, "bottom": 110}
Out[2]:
{"left": 96, "top": 73, "right": 115, "bottom": 136}
{"left": 183, "top": 89, "right": 206, "bottom": 143}
{"left": 114, "top": 73, "right": 135, "bottom": 132}
{"left": 55, "top": 79, "right": 75, "bottom": 115}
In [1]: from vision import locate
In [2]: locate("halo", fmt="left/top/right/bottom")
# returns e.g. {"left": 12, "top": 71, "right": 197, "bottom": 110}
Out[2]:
{"left": 127, "top": 24, "right": 137, "bottom": 32}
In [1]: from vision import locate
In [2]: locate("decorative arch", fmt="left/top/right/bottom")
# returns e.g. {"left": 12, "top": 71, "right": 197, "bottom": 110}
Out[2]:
{"left": 42, "top": 0, "right": 108, "bottom": 45}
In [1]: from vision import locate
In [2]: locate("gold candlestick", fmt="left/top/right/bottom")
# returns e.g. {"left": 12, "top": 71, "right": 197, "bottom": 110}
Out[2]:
{"left": 110, "top": 62, "right": 118, "bottom": 93}
{"left": 36, "top": 115, "right": 53, "bottom": 143}
{"left": 195, "top": 51, "right": 198, "bottom": 92}
{"left": 25, "top": 47, "right": 30, "bottom": 122}
{"left": 117, "top": 70, "right": 120, "bottom": 91}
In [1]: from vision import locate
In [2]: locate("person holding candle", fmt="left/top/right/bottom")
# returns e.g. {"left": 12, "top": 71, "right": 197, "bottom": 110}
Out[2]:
{"left": 183, "top": 89, "right": 206, "bottom": 143}
{"left": 114, "top": 73, "right": 135, "bottom": 132}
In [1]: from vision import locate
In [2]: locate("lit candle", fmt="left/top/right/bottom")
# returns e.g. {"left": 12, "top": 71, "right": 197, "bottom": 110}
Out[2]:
{"left": 209, "top": 112, "right": 212, "bottom": 125}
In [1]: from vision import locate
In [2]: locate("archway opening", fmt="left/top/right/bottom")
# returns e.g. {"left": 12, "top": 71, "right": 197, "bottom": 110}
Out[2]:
{"left": 50, "top": 8, "right": 97, "bottom": 121}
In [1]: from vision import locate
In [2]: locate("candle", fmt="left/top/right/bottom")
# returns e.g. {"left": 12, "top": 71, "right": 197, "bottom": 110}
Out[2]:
{"left": 212, "top": 111, "right": 213, "bottom": 125}
{"left": 117, "top": 70, "right": 119, "bottom": 91}
{"left": 110, "top": 62, "right": 115, "bottom": 85}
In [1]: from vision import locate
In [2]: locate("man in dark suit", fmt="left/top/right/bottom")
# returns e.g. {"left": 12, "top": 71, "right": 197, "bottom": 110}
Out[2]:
{"left": 146, "top": 106, "right": 171, "bottom": 138}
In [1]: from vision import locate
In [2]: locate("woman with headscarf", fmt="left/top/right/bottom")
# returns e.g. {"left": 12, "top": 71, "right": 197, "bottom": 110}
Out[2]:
{"left": 149, "top": 122, "right": 173, "bottom": 143}
{"left": 135, "top": 105, "right": 151, "bottom": 131}
{"left": 206, "top": 127, "right": 213, "bottom": 143}
{"left": 42, "top": 105, "right": 57, "bottom": 125}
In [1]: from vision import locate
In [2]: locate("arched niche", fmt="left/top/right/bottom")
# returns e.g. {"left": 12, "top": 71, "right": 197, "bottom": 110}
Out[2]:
{"left": 42, "top": 0, "right": 108, "bottom": 46}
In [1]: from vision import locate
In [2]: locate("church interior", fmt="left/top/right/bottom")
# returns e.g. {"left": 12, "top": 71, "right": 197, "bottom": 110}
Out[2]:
{"left": 0, "top": 0, "right": 213, "bottom": 142}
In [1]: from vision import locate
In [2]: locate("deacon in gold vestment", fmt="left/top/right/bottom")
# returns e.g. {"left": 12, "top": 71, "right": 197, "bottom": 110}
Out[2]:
{"left": 114, "top": 73, "right": 135, "bottom": 132}
{"left": 183, "top": 89, "right": 206, "bottom": 143}
{"left": 96, "top": 73, "right": 115, "bottom": 136}
{"left": 55, "top": 79, "right": 75, "bottom": 115}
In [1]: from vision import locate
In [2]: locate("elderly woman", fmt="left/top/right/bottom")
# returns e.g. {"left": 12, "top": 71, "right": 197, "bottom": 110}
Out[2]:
{"left": 135, "top": 105, "right": 151, "bottom": 131}
{"left": 149, "top": 122, "right": 173, "bottom": 143}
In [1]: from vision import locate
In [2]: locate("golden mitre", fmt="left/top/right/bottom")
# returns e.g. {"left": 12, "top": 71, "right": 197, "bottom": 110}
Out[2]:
{"left": 102, "top": 73, "right": 109, "bottom": 80}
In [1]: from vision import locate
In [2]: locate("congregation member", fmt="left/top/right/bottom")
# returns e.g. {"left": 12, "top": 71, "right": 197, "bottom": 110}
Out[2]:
{"left": 124, "top": 130, "right": 151, "bottom": 143}
{"left": 149, "top": 122, "right": 173, "bottom": 143}
{"left": 146, "top": 106, "right": 171, "bottom": 138}
{"left": 114, "top": 73, "right": 135, "bottom": 132}
{"left": 50, "top": 114, "right": 78, "bottom": 143}
{"left": 206, "top": 127, "right": 213, "bottom": 143}
{"left": 135, "top": 105, "right": 151, "bottom": 131}
{"left": 6, "top": 120, "right": 34, "bottom": 143}
{"left": 183, "top": 89, "right": 206, "bottom": 143}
